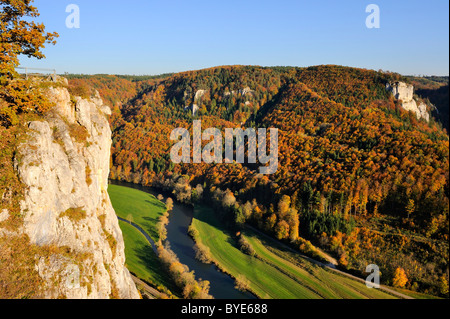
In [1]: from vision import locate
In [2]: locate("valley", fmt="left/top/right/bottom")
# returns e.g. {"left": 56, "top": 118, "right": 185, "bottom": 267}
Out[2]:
{"left": 75, "top": 65, "right": 448, "bottom": 298}
{"left": 109, "top": 182, "right": 439, "bottom": 299}
{"left": 1, "top": 0, "right": 448, "bottom": 303}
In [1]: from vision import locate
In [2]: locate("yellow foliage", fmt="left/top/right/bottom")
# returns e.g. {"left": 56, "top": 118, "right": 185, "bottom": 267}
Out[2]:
{"left": 392, "top": 267, "right": 408, "bottom": 288}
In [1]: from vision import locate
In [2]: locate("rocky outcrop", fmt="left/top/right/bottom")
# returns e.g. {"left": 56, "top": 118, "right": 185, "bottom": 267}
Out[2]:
{"left": 184, "top": 89, "right": 206, "bottom": 116}
{"left": 184, "top": 87, "right": 254, "bottom": 116}
{"left": 194, "top": 89, "right": 208, "bottom": 101}
{"left": 386, "top": 82, "right": 430, "bottom": 121}
{"left": 13, "top": 85, "right": 139, "bottom": 299}
{"left": 224, "top": 87, "right": 254, "bottom": 98}
{"left": 184, "top": 103, "right": 199, "bottom": 116}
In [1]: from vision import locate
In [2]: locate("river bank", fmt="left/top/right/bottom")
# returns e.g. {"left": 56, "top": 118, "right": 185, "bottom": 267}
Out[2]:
{"left": 110, "top": 180, "right": 255, "bottom": 299}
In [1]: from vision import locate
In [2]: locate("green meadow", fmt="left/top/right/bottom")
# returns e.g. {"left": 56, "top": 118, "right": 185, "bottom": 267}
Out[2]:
{"left": 108, "top": 184, "right": 166, "bottom": 243}
{"left": 108, "top": 185, "right": 426, "bottom": 300}
{"left": 109, "top": 184, "right": 179, "bottom": 296}
{"left": 191, "top": 204, "right": 398, "bottom": 299}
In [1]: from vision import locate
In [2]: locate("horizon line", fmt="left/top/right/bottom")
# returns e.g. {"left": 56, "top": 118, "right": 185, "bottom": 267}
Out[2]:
{"left": 44, "top": 64, "right": 450, "bottom": 78}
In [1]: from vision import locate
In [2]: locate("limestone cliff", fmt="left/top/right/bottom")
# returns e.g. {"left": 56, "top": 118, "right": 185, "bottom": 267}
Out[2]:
{"left": 386, "top": 81, "right": 430, "bottom": 121}
{"left": 10, "top": 82, "right": 139, "bottom": 299}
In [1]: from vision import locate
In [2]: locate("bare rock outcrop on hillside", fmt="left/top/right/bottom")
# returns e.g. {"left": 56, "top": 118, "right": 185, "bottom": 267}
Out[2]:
{"left": 386, "top": 82, "right": 430, "bottom": 121}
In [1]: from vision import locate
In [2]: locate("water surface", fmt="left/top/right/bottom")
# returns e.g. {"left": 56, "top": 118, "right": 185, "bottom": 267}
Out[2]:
{"left": 110, "top": 180, "right": 255, "bottom": 299}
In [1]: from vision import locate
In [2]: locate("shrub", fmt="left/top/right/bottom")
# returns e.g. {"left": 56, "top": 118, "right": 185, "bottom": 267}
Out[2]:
{"left": 392, "top": 267, "right": 408, "bottom": 288}
{"left": 166, "top": 197, "right": 174, "bottom": 211}
{"left": 238, "top": 235, "right": 256, "bottom": 257}
{"left": 85, "top": 166, "right": 92, "bottom": 186}
{"left": 0, "top": 79, "right": 54, "bottom": 127}
{"left": 156, "top": 244, "right": 212, "bottom": 299}
{"left": 69, "top": 123, "right": 89, "bottom": 144}
{"left": 193, "top": 242, "right": 212, "bottom": 264}
{"left": 188, "top": 224, "right": 199, "bottom": 239}
{"left": 104, "top": 229, "right": 117, "bottom": 259}
{"left": 234, "top": 275, "right": 250, "bottom": 292}
{"left": 67, "top": 82, "right": 95, "bottom": 100}
{"left": 60, "top": 207, "right": 87, "bottom": 222}
{"left": 0, "top": 234, "right": 45, "bottom": 298}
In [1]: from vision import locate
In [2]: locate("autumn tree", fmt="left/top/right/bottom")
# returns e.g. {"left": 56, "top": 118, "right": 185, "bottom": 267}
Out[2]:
{"left": 238, "top": 235, "right": 256, "bottom": 257}
{"left": 222, "top": 190, "right": 236, "bottom": 208}
{"left": 392, "top": 267, "right": 408, "bottom": 288}
{"left": 93, "top": 63, "right": 448, "bottom": 296}
{"left": 275, "top": 220, "right": 290, "bottom": 240}
{"left": 266, "top": 213, "right": 277, "bottom": 232}
{"left": 277, "top": 195, "right": 291, "bottom": 219}
{"left": 173, "top": 176, "right": 191, "bottom": 203}
{"left": 438, "top": 275, "right": 449, "bottom": 296}
{"left": 1, "top": 0, "right": 57, "bottom": 76}
{"left": 0, "top": 0, "right": 58, "bottom": 126}
{"left": 166, "top": 197, "right": 174, "bottom": 211}
{"left": 287, "top": 208, "right": 299, "bottom": 241}
{"left": 405, "top": 199, "right": 415, "bottom": 219}
{"left": 191, "top": 184, "right": 203, "bottom": 203}
{"left": 242, "top": 201, "right": 253, "bottom": 220}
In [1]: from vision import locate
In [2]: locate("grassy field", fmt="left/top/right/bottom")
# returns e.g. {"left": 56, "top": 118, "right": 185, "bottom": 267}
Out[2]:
{"left": 108, "top": 184, "right": 166, "bottom": 243}
{"left": 192, "top": 205, "right": 398, "bottom": 299}
{"left": 118, "top": 220, "right": 179, "bottom": 296}
{"left": 108, "top": 184, "right": 179, "bottom": 297}
{"left": 389, "top": 287, "right": 442, "bottom": 299}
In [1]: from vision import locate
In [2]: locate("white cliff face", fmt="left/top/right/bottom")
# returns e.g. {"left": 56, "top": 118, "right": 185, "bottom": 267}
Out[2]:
{"left": 15, "top": 85, "right": 139, "bottom": 299}
{"left": 386, "top": 82, "right": 430, "bottom": 122}
{"left": 224, "top": 87, "right": 254, "bottom": 98}
{"left": 387, "top": 81, "right": 414, "bottom": 101}
{"left": 194, "top": 89, "right": 208, "bottom": 101}
{"left": 184, "top": 90, "right": 207, "bottom": 116}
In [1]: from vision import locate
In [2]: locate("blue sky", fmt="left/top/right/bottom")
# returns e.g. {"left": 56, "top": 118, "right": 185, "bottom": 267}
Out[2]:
{"left": 18, "top": 0, "right": 449, "bottom": 76}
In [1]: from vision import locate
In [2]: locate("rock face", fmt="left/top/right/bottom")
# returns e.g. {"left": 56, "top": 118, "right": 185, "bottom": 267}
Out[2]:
{"left": 184, "top": 90, "right": 207, "bottom": 116}
{"left": 194, "top": 89, "right": 208, "bottom": 101}
{"left": 184, "top": 104, "right": 199, "bottom": 116}
{"left": 15, "top": 85, "right": 139, "bottom": 299}
{"left": 223, "top": 87, "right": 254, "bottom": 97}
{"left": 386, "top": 82, "right": 430, "bottom": 121}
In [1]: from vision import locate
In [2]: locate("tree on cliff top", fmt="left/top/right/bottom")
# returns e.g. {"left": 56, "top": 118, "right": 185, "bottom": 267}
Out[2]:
{"left": 0, "top": 0, "right": 58, "bottom": 77}
{"left": 0, "top": 0, "right": 58, "bottom": 126}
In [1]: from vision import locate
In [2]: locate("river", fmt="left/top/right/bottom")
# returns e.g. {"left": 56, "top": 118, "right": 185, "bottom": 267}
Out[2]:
{"left": 110, "top": 180, "right": 255, "bottom": 299}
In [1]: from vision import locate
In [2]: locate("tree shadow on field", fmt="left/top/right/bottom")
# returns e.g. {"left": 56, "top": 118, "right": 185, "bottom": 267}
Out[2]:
{"left": 145, "top": 199, "right": 166, "bottom": 210}
{"left": 141, "top": 216, "right": 159, "bottom": 240}
{"left": 225, "top": 235, "right": 240, "bottom": 251}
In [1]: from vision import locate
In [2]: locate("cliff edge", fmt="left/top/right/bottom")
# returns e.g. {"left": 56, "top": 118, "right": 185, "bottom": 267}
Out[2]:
{"left": 386, "top": 81, "right": 430, "bottom": 121}
{"left": 1, "top": 79, "right": 139, "bottom": 299}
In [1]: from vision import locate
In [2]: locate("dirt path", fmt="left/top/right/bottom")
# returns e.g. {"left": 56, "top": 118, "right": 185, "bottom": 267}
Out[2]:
{"left": 117, "top": 216, "right": 159, "bottom": 253}
{"left": 117, "top": 217, "right": 167, "bottom": 299}
{"left": 130, "top": 274, "right": 166, "bottom": 299}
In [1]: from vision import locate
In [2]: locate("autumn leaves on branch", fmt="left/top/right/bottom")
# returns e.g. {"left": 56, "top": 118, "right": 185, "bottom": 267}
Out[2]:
{"left": 0, "top": 0, "right": 58, "bottom": 126}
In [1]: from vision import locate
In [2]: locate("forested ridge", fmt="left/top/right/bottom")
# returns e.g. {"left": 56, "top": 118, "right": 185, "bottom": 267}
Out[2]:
{"left": 69, "top": 65, "right": 449, "bottom": 296}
